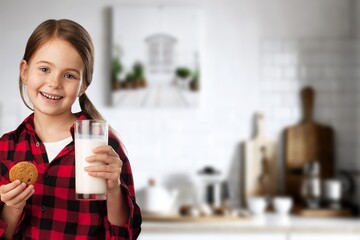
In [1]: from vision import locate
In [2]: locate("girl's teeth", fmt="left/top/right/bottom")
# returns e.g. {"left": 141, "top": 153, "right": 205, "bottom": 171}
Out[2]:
{"left": 42, "top": 92, "right": 61, "bottom": 100}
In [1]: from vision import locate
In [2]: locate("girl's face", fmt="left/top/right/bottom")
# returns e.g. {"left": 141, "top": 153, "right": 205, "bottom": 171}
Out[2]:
{"left": 20, "top": 38, "right": 87, "bottom": 118}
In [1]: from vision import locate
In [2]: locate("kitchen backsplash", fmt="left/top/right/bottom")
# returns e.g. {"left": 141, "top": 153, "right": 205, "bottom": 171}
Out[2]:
{"left": 259, "top": 38, "right": 359, "bottom": 173}
{"left": 114, "top": 38, "right": 360, "bottom": 209}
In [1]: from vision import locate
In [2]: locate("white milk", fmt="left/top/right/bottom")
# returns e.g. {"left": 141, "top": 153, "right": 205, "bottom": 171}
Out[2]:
{"left": 75, "top": 138, "right": 107, "bottom": 195}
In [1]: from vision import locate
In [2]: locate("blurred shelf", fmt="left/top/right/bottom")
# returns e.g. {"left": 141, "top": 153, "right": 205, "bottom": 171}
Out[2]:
{"left": 142, "top": 213, "right": 250, "bottom": 222}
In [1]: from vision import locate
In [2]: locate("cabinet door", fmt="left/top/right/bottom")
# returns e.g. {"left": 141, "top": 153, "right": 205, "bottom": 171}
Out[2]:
{"left": 290, "top": 233, "right": 359, "bottom": 240}
{"left": 139, "top": 233, "right": 287, "bottom": 240}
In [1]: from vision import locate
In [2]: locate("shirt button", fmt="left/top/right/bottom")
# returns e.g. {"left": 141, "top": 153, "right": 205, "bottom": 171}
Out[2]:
{"left": 41, "top": 206, "right": 46, "bottom": 212}
{"left": 36, "top": 142, "right": 40, "bottom": 147}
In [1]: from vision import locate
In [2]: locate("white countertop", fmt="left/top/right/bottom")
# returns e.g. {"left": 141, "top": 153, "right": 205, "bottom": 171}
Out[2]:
{"left": 142, "top": 213, "right": 360, "bottom": 233}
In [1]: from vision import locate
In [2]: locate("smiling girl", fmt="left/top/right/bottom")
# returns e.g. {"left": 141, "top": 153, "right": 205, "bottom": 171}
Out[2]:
{"left": 0, "top": 19, "right": 141, "bottom": 239}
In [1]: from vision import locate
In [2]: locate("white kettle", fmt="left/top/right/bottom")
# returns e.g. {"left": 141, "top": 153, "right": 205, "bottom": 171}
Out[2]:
{"left": 140, "top": 178, "right": 178, "bottom": 214}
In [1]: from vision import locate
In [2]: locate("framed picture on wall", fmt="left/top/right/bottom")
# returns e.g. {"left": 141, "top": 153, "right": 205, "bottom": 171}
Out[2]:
{"left": 111, "top": 5, "right": 203, "bottom": 108}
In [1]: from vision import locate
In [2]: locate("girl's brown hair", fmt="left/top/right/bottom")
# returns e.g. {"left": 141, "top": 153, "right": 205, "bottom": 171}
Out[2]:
{"left": 19, "top": 19, "right": 104, "bottom": 121}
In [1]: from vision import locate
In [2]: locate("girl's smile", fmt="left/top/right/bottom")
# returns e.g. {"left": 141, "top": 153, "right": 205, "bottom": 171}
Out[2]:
{"left": 40, "top": 92, "right": 63, "bottom": 101}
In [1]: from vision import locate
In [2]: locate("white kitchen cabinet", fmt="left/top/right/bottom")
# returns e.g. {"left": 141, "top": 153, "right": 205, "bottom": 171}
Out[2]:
{"left": 141, "top": 214, "right": 360, "bottom": 240}
{"left": 139, "top": 233, "right": 287, "bottom": 240}
{"left": 290, "top": 233, "right": 359, "bottom": 240}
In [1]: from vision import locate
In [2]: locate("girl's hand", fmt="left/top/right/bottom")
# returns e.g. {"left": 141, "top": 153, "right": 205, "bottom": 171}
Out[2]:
{"left": 0, "top": 180, "right": 34, "bottom": 210}
{"left": 85, "top": 146, "right": 123, "bottom": 192}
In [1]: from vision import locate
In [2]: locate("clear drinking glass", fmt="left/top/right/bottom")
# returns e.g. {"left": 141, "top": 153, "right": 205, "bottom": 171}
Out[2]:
{"left": 75, "top": 120, "right": 108, "bottom": 200}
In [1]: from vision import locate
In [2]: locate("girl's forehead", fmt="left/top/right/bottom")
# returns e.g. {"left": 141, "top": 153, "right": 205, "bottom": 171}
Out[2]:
{"left": 31, "top": 38, "right": 84, "bottom": 70}
{"left": 35, "top": 38, "right": 77, "bottom": 56}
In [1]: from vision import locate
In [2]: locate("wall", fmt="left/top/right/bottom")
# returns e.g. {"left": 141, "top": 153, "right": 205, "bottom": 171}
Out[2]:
{"left": 0, "top": 0, "right": 357, "bottom": 207}
{"left": 260, "top": 39, "right": 359, "bottom": 170}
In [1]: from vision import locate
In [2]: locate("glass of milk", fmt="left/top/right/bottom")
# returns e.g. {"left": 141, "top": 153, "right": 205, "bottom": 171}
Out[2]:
{"left": 75, "top": 120, "right": 108, "bottom": 200}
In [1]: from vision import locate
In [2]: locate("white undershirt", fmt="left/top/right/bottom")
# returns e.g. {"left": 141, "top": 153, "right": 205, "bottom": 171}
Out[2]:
{"left": 43, "top": 137, "right": 73, "bottom": 163}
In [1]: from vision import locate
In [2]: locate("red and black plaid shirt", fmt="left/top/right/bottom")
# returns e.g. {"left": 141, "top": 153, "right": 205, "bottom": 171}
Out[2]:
{"left": 0, "top": 113, "right": 142, "bottom": 239}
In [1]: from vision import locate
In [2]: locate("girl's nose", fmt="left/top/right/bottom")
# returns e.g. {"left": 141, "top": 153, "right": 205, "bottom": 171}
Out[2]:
{"left": 48, "top": 75, "right": 61, "bottom": 88}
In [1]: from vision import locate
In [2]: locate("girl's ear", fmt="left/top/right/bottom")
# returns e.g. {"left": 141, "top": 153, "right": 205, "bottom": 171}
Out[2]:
{"left": 20, "top": 60, "right": 28, "bottom": 84}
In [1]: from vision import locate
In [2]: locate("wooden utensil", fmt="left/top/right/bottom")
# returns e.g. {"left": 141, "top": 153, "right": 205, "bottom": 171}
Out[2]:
{"left": 284, "top": 86, "right": 335, "bottom": 204}
{"left": 242, "top": 113, "right": 277, "bottom": 207}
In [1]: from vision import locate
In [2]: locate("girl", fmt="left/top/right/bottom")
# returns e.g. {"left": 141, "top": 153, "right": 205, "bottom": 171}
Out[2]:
{"left": 0, "top": 19, "right": 141, "bottom": 239}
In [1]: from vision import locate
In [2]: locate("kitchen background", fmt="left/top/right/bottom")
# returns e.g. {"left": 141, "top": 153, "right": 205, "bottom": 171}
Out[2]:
{"left": 1, "top": 0, "right": 360, "bottom": 231}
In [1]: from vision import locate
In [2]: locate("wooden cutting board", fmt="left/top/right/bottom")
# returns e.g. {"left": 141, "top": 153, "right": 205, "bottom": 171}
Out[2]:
{"left": 284, "top": 86, "right": 335, "bottom": 203}
{"left": 242, "top": 113, "right": 277, "bottom": 207}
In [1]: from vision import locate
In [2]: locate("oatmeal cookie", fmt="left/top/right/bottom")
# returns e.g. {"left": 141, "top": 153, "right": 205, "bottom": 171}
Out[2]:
{"left": 9, "top": 161, "right": 38, "bottom": 185}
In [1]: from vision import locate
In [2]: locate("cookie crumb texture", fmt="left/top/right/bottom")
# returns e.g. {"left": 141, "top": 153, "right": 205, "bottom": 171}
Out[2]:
{"left": 9, "top": 161, "right": 38, "bottom": 185}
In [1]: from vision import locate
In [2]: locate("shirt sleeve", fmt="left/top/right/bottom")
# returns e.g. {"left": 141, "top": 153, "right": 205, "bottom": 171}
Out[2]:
{"left": 0, "top": 135, "right": 26, "bottom": 238}
{"left": 103, "top": 134, "right": 142, "bottom": 239}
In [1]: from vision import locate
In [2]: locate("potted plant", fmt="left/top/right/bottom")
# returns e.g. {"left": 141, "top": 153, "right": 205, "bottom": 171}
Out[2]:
{"left": 175, "top": 67, "right": 192, "bottom": 89}
{"left": 122, "top": 72, "right": 134, "bottom": 89}
{"left": 132, "top": 62, "right": 147, "bottom": 88}
{"left": 175, "top": 67, "right": 192, "bottom": 79}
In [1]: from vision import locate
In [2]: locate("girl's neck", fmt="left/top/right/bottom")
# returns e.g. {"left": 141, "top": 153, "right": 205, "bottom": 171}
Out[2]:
{"left": 33, "top": 111, "right": 77, "bottom": 142}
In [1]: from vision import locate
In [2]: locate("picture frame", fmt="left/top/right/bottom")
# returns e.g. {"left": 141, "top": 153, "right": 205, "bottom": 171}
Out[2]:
{"left": 111, "top": 5, "right": 203, "bottom": 108}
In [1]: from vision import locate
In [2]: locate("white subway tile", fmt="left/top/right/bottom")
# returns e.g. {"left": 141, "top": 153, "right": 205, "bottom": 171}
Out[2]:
{"left": 298, "top": 66, "right": 324, "bottom": 79}
{"left": 282, "top": 40, "right": 300, "bottom": 53}
{"left": 299, "top": 39, "right": 322, "bottom": 52}
{"left": 260, "top": 40, "right": 283, "bottom": 53}
{"left": 261, "top": 66, "right": 282, "bottom": 78}
{"left": 262, "top": 93, "right": 282, "bottom": 107}
{"left": 282, "top": 66, "right": 298, "bottom": 78}
{"left": 322, "top": 39, "right": 344, "bottom": 53}
{"left": 261, "top": 54, "right": 276, "bottom": 66}
{"left": 281, "top": 92, "right": 299, "bottom": 107}
{"left": 273, "top": 107, "right": 292, "bottom": 120}
{"left": 275, "top": 53, "right": 298, "bottom": 66}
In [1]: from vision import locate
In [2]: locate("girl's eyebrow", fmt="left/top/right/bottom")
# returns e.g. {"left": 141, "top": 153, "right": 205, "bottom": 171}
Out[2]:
{"left": 35, "top": 61, "right": 81, "bottom": 75}
{"left": 36, "top": 60, "right": 54, "bottom": 66}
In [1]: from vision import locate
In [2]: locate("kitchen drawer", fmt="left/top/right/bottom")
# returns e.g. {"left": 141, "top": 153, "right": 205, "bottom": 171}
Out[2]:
{"left": 290, "top": 233, "right": 359, "bottom": 240}
{"left": 139, "top": 233, "right": 287, "bottom": 240}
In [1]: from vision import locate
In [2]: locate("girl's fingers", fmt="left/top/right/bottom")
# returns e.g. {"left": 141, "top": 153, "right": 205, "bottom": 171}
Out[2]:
{"left": 87, "top": 171, "right": 119, "bottom": 181}
{"left": 0, "top": 180, "right": 22, "bottom": 194}
{"left": 19, "top": 186, "right": 35, "bottom": 202}
{"left": 13, "top": 185, "right": 34, "bottom": 203}
{"left": 92, "top": 146, "right": 118, "bottom": 157}
{"left": 85, "top": 145, "right": 123, "bottom": 187}
{"left": 85, "top": 164, "right": 122, "bottom": 174}
{"left": 87, "top": 154, "right": 122, "bottom": 166}
{"left": 1, "top": 182, "right": 27, "bottom": 202}
{"left": 8, "top": 189, "right": 34, "bottom": 209}
{"left": 4, "top": 185, "right": 34, "bottom": 208}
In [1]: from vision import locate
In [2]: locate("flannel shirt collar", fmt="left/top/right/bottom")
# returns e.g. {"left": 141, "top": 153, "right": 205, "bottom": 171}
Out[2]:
{"left": 18, "top": 112, "right": 90, "bottom": 138}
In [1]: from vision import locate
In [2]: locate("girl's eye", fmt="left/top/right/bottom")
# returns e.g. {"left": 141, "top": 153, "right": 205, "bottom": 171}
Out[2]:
{"left": 39, "top": 67, "right": 49, "bottom": 73}
{"left": 64, "top": 73, "right": 76, "bottom": 79}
